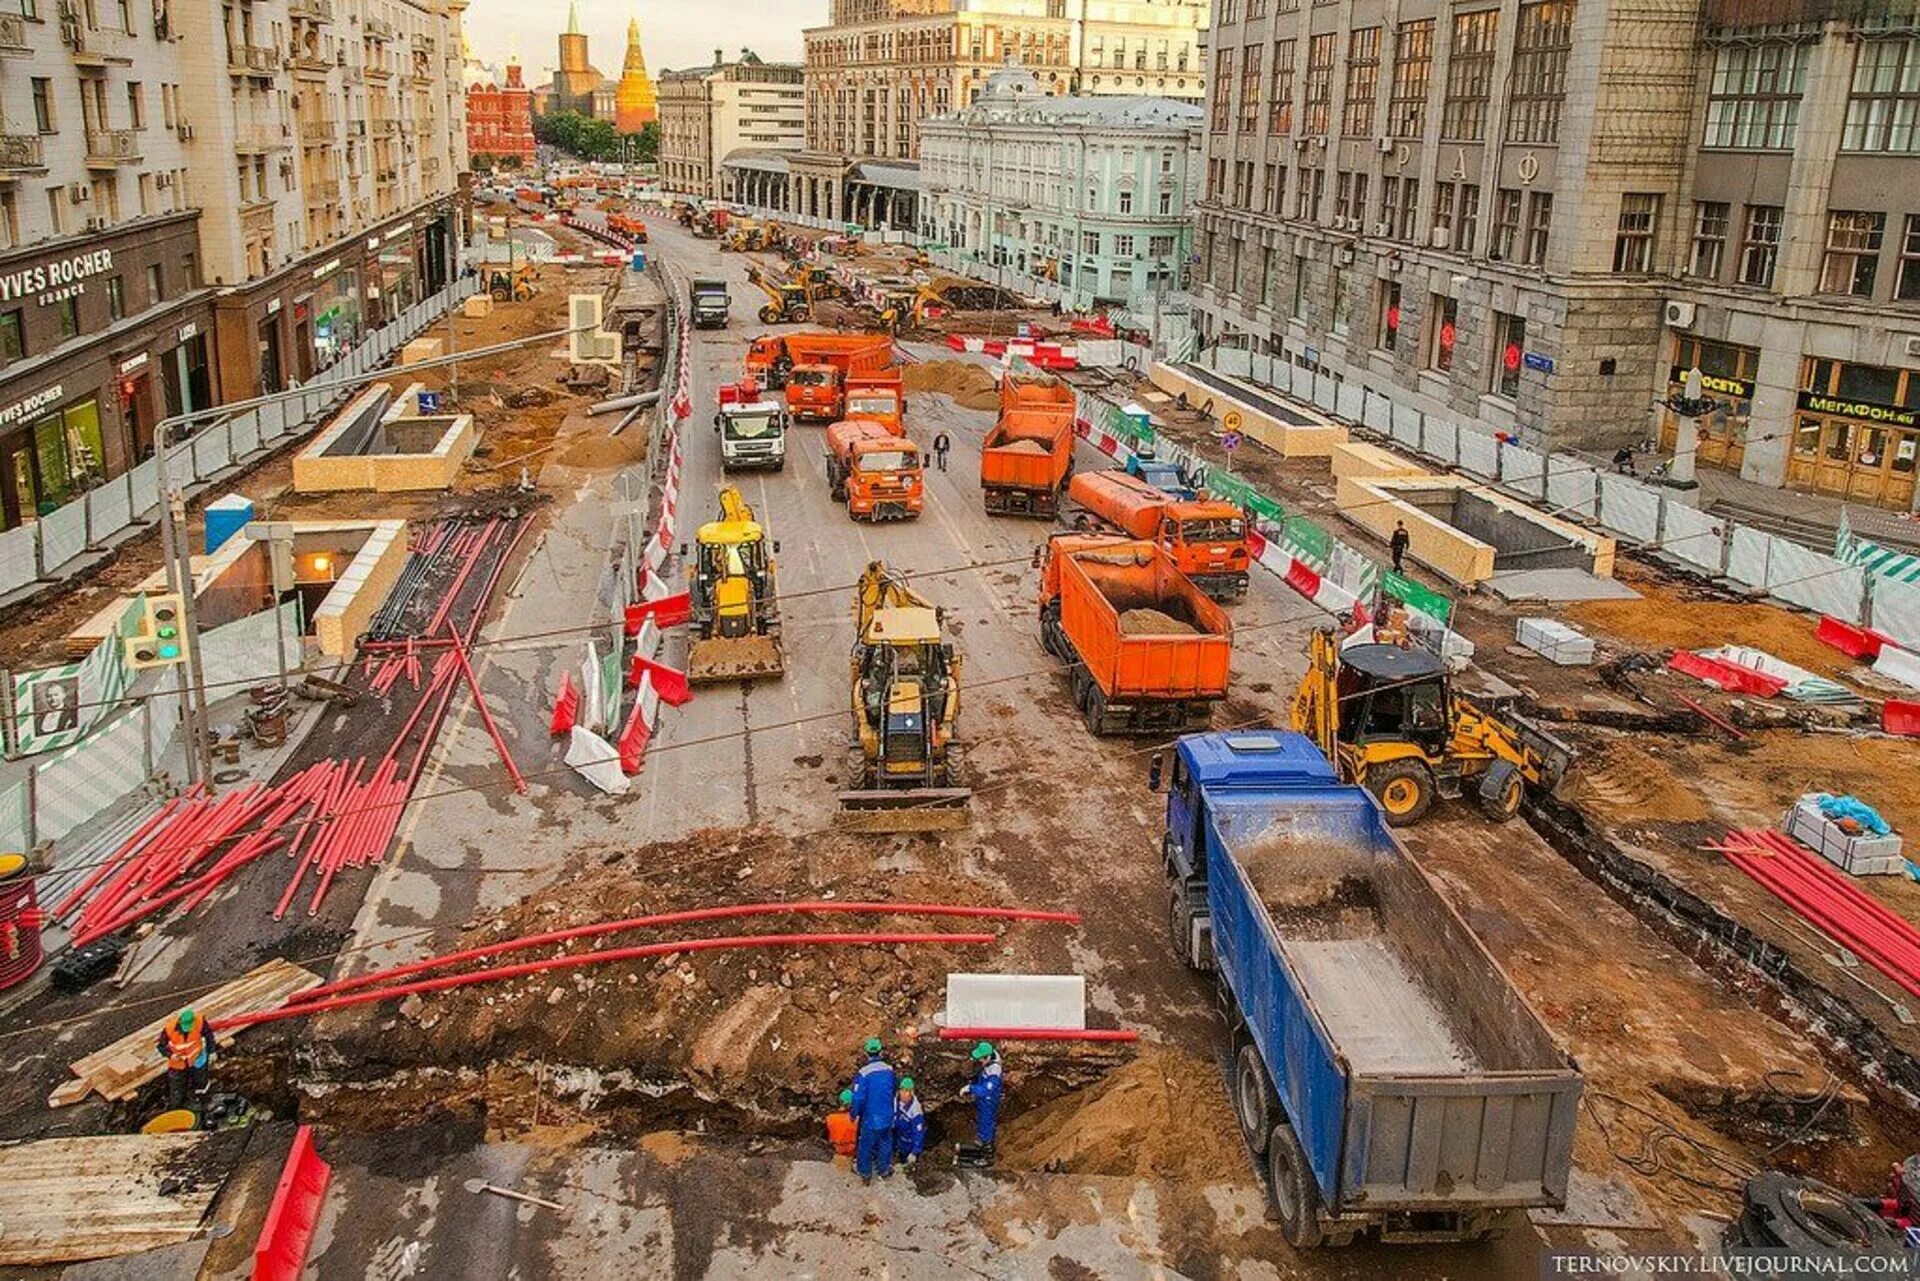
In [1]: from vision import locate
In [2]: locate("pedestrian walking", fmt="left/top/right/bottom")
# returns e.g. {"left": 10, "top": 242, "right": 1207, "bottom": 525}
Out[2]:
{"left": 849, "top": 1036, "right": 898, "bottom": 1184}
{"left": 1612, "top": 446, "right": 1637, "bottom": 476}
{"left": 1389, "top": 521, "right": 1411, "bottom": 574}
{"left": 894, "top": 1078, "right": 926, "bottom": 1166}
{"left": 825, "top": 1089, "right": 859, "bottom": 1160}
{"left": 960, "top": 1041, "right": 1003, "bottom": 1160}
{"left": 157, "top": 1008, "right": 217, "bottom": 1112}
{"left": 932, "top": 431, "right": 951, "bottom": 472}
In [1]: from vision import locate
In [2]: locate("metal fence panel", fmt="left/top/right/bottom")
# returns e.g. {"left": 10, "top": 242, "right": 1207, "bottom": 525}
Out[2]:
{"left": 1423, "top": 417, "right": 1459, "bottom": 468}
{"left": 230, "top": 410, "right": 261, "bottom": 459}
{"left": 1311, "top": 372, "right": 1338, "bottom": 412}
{"left": 35, "top": 708, "right": 147, "bottom": 843}
{"left": 1336, "top": 382, "right": 1365, "bottom": 423}
{"left": 1871, "top": 578, "right": 1920, "bottom": 652}
{"left": 0, "top": 525, "right": 38, "bottom": 596}
{"left": 0, "top": 778, "right": 27, "bottom": 855}
{"left": 1217, "top": 348, "right": 1252, "bottom": 379}
{"left": 1457, "top": 429, "right": 1500, "bottom": 479}
{"left": 1546, "top": 459, "right": 1599, "bottom": 520}
{"left": 192, "top": 422, "right": 233, "bottom": 480}
{"left": 1249, "top": 353, "right": 1275, "bottom": 387}
{"left": 39, "top": 500, "right": 88, "bottom": 572}
{"left": 1662, "top": 501, "right": 1726, "bottom": 574}
{"left": 1727, "top": 526, "right": 1773, "bottom": 589}
{"left": 1502, "top": 445, "right": 1548, "bottom": 499}
{"left": 1269, "top": 359, "right": 1296, "bottom": 397}
{"left": 1764, "top": 535, "right": 1866, "bottom": 623}
{"left": 85, "top": 476, "right": 133, "bottom": 547}
{"left": 1361, "top": 390, "right": 1392, "bottom": 433}
{"left": 127, "top": 458, "right": 160, "bottom": 518}
{"left": 1599, "top": 474, "right": 1661, "bottom": 542}
{"left": 1391, "top": 403, "right": 1422, "bottom": 450}
{"left": 199, "top": 601, "right": 303, "bottom": 692}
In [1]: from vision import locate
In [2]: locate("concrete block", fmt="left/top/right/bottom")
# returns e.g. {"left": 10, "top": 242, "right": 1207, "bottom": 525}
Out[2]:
{"left": 1516, "top": 617, "right": 1595, "bottom": 666}
{"left": 1332, "top": 440, "right": 1427, "bottom": 484}
{"left": 944, "top": 974, "right": 1086, "bottom": 1031}
{"left": 401, "top": 336, "right": 445, "bottom": 367}
{"left": 462, "top": 293, "right": 495, "bottom": 320}
{"left": 1784, "top": 797, "right": 1904, "bottom": 877}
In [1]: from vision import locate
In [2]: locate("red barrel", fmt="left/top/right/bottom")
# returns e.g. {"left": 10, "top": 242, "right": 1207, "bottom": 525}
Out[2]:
{"left": 0, "top": 854, "right": 44, "bottom": 991}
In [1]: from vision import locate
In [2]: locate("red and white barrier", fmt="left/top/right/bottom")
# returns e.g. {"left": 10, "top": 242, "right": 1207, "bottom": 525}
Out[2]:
{"left": 944, "top": 334, "right": 1080, "bottom": 369}
{"left": 253, "top": 1126, "right": 332, "bottom": 1281}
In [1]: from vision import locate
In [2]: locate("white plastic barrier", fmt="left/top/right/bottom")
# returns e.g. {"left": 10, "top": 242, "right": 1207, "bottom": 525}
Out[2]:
{"left": 1546, "top": 462, "right": 1599, "bottom": 521}
{"left": 1336, "top": 382, "right": 1365, "bottom": 423}
{"left": 1423, "top": 418, "right": 1459, "bottom": 468}
{"left": 85, "top": 477, "right": 132, "bottom": 548}
{"left": 1311, "top": 372, "right": 1338, "bottom": 412}
{"left": 1727, "top": 526, "right": 1774, "bottom": 590}
{"left": 945, "top": 973, "right": 1086, "bottom": 1030}
{"left": 1457, "top": 429, "right": 1500, "bottom": 480}
{"left": 1662, "top": 501, "right": 1725, "bottom": 574}
{"left": 1391, "top": 403, "right": 1422, "bottom": 450}
{"left": 127, "top": 458, "right": 160, "bottom": 518}
{"left": 1362, "top": 390, "right": 1392, "bottom": 433}
{"left": 1874, "top": 643, "right": 1920, "bottom": 693}
{"left": 1501, "top": 445, "right": 1548, "bottom": 499}
{"left": 1762, "top": 535, "right": 1867, "bottom": 624}
{"left": 1871, "top": 578, "right": 1920, "bottom": 652}
{"left": 38, "top": 500, "right": 88, "bottom": 572}
{"left": 1599, "top": 474, "right": 1661, "bottom": 543}
{"left": 0, "top": 525, "right": 38, "bottom": 595}
{"left": 230, "top": 410, "right": 261, "bottom": 458}
{"left": 191, "top": 421, "right": 232, "bottom": 480}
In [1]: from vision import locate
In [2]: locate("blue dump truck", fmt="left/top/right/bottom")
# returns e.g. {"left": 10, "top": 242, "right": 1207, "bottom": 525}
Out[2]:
{"left": 1160, "top": 730, "right": 1582, "bottom": 1248}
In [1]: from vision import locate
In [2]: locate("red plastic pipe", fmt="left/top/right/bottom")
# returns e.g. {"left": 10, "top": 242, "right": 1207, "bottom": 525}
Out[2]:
{"left": 227, "top": 931, "right": 995, "bottom": 1029}
{"left": 939, "top": 1027, "right": 1139, "bottom": 1042}
{"left": 289, "top": 901, "right": 1082, "bottom": 1004}
{"left": 450, "top": 635, "right": 526, "bottom": 794}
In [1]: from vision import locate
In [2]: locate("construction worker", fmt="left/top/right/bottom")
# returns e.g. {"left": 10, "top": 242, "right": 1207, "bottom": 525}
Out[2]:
{"left": 848, "top": 1036, "right": 897, "bottom": 1184}
{"left": 825, "top": 1089, "right": 859, "bottom": 1160}
{"left": 960, "top": 1041, "right": 1003, "bottom": 1158}
{"left": 932, "top": 431, "right": 951, "bottom": 472}
{"left": 1389, "top": 521, "right": 1411, "bottom": 574}
{"left": 894, "top": 1078, "right": 926, "bottom": 1166}
{"left": 157, "top": 1008, "right": 217, "bottom": 1111}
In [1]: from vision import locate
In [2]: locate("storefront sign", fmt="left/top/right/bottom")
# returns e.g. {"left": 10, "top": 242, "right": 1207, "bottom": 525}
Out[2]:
{"left": 0, "top": 384, "right": 64, "bottom": 428}
{"left": 177, "top": 322, "right": 197, "bottom": 342}
{"left": 267, "top": 298, "right": 283, "bottom": 316}
{"left": 1796, "top": 390, "right": 1917, "bottom": 429}
{"left": 118, "top": 352, "right": 150, "bottom": 375}
{"left": 311, "top": 257, "right": 342, "bottom": 281}
{"left": 1670, "top": 366, "right": 1755, "bottom": 400}
{"left": 0, "top": 247, "right": 114, "bottom": 307}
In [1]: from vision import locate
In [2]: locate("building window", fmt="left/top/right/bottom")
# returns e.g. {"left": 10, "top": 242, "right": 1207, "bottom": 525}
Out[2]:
{"left": 1240, "top": 43, "right": 1264, "bottom": 131}
{"left": 1613, "top": 193, "right": 1660, "bottom": 272}
{"left": 1335, "top": 170, "right": 1359, "bottom": 223}
{"left": 54, "top": 295, "right": 79, "bottom": 339}
{"left": 1388, "top": 20, "right": 1433, "bottom": 138}
{"left": 0, "top": 311, "right": 22, "bottom": 366}
{"left": 1264, "top": 164, "right": 1286, "bottom": 214}
{"left": 1343, "top": 27, "right": 1381, "bottom": 138}
{"left": 1118, "top": 189, "right": 1134, "bottom": 214}
{"left": 1820, "top": 210, "right": 1885, "bottom": 296}
{"left": 1211, "top": 50, "right": 1232, "bottom": 132}
{"left": 107, "top": 275, "right": 125, "bottom": 320}
{"left": 1519, "top": 191, "right": 1551, "bottom": 265}
{"left": 1492, "top": 311, "right": 1526, "bottom": 398}
{"left": 1432, "top": 182, "right": 1456, "bottom": 244}
{"left": 1377, "top": 279, "right": 1402, "bottom": 351}
{"left": 1843, "top": 37, "right": 1920, "bottom": 153}
{"left": 1491, "top": 188, "right": 1522, "bottom": 260}
{"left": 1428, "top": 294, "right": 1458, "bottom": 372}
{"left": 128, "top": 82, "right": 144, "bottom": 130}
{"left": 1114, "top": 233, "right": 1136, "bottom": 258}
{"left": 1739, "top": 204, "right": 1783, "bottom": 287}
{"left": 1304, "top": 33, "right": 1335, "bottom": 135}
{"left": 1900, "top": 215, "right": 1920, "bottom": 301}
{"left": 1159, "top": 189, "right": 1174, "bottom": 215}
{"left": 32, "top": 78, "right": 55, "bottom": 133}
{"left": 148, "top": 262, "right": 164, "bottom": 302}
{"left": 1441, "top": 10, "right": 1498, "bottom": 141}
{"left": 1292, "top": 254, "right": 1308, "bottom": 318}
{"left": 1508, "top": 2, "right": 1573, "bottom": 144}
{"left": 1294, "top": 166, "right": 1323, "bottom": 221}
{"left": 1332, "top": 268, "right": 1352, "bottom": 335}
{"left": 1150, "top": 234, "right": 1176, "bottom": 259}
{"left": 1270, "top": 39, "right": 1295, "bottom": 133}
{"left": 1689, "top": 201, "right": 1730, "bottom": 279}
{"left": 1705, "top": 42, "right": 1807, "bottom": 150}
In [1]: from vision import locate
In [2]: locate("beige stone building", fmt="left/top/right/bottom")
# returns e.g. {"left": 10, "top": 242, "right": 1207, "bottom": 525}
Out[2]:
{"left": 738, "top": 0, "right": 1207, "bottom": 230}
{"left": 1190, "top": 0, "right": 1920, "bottom": 511}
{"left": 659, "top": 51, "right": 804, "bottom": 200}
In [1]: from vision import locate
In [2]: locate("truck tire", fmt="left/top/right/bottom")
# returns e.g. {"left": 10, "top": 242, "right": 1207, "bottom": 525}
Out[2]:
{"left": 1168, "top": 883, "right": 1195, "bottom": 969}
{"left": 1366, "top": 760, "right": 1435, "bottom": 827}
{"left": 1233, "top": 1042, "right": 1278, "bottom": 1157}
{"left": 1266, "top": 1123, "right": 1325, "bottom": 1249}
{"left": 1730, "top": 1173, "right": 1901, "bottom": 1257}
{"left": 1476, "top": 768, "right": 1524, "bottom": 823}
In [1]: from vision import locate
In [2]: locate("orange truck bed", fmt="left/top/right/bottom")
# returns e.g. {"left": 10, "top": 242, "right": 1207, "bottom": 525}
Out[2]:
{"left": 826, "top": 419, "right": 923, "bottom": 521}
{"left": 843, "top": 371, "right": 905, "bottom": 436}
{"left": 782, "top": 334, "right": 897, "bottom": 423}
{"left": 1065, "top": 471, "right": 1252, "bottom": 602}
{"left": 1039, "top": 535, "right": 1232, "bottom": 735}
{"left": 981, "top": 374, "right": 1077, "bottom": 516}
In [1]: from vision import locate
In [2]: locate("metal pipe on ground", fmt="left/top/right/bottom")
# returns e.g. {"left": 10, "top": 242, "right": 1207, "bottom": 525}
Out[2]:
{"left": 588, "top": 390, "right": 661, "bottom": 417}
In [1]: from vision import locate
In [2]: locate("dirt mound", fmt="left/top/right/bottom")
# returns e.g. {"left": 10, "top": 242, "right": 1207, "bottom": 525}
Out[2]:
{"left": 1119, "top": 609, "right": 1196, "bottom": 636}
{"left": 554, "top": 425, "right": 648, "bottom": 471}
{"left": 996, "top": 1046, "right": 1245, "bottom": 1183}
{"left": 1575, "top": 741, "right": 1711, "bottom": 823}
{"left": 1566, "top": 566, "right": 1852, "bottom": 679}
{"left": 903, "top": 360, "right": 1001, "bottom": 412}
{"left": 1000, "top": 440, "right": 1046, "bottom": 455}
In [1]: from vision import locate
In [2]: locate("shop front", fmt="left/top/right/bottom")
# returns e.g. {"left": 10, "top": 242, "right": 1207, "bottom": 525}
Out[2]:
{"left": 1659, "top": 339, "right": 1760, "bottom": 472}
{"left": 0, "top": 386, "right": 107, "bottom": 528}
{"left": 302, "top": 260, "right": 365, "bottom": 372}
{"left": 1786, "top": 358, "right": 1918, "bottom": 510}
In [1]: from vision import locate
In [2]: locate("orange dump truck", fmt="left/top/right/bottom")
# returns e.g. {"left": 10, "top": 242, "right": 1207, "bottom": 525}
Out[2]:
{"left": 1038, "top": 534, "right": 1233, "bottom": 735}
{"left": 607, "top": 212, "right": 649, "bottom": 242}
{"left": 842, "top": 370, "right": 905, "bottom": 436}
{"left": 741, "top": 333, "right": 896, "bottom": 422}
{"left": 1065, "top": 470, "right": 1252, "bottom": 602}
{"left": 981, "top": 373, "right": 1077, "bottom": 517}
{"left": 826, "top": 419, "right": 924, "bottom": 521}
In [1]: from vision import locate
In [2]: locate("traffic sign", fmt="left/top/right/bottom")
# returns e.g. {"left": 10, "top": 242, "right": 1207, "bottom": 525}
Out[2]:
{"left": 1221, "top": 430, "right": 1244, "bottom": 453}
{"left": 1222, "top": 410, "right": 1244, "bottom": 432}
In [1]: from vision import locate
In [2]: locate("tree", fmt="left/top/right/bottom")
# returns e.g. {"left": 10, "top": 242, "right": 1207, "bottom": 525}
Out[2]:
{"left": 632, "top": 120, "right": 660, "bottom": 163}
{"left": 534, "top": 110, "right": 624, "bottom": 162}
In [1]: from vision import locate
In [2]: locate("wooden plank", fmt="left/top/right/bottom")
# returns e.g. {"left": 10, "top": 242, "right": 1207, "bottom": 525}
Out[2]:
{"left": 51, "top": 958, "right": 322, "bottom": 1107}
{"left": 0, "top": 1134, "right": 229, "bottom": 1267}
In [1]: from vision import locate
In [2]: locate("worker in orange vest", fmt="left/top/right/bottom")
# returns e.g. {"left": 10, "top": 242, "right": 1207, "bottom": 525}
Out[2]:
{"left": 825, "top": 1088, "right": 859, "bottom": 1161}
{"left": 156, "top": 1008, "right": 218, "bottom": 1111}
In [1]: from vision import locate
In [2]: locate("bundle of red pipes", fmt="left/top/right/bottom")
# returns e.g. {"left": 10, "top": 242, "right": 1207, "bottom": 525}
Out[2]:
{"left": 1716, "top": 828, "right": 1920, "bottom": 998}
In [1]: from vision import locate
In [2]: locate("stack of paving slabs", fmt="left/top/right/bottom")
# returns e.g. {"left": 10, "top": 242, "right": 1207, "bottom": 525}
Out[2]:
{"left": 1515, "top": 617, "right": 1595, "bottom": 666}
{"left": 1783, "top": 795, "right": 1906, "bottom": 878}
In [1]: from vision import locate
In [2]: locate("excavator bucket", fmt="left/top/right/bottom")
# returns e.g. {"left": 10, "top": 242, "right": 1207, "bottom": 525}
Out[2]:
{"left": 1509, "top": 710, "right": 1580, "bottom": 800}
{"left": 687, "top": 636, "right": 785, "bottom": 685}
{"left": 835, "top": 786, "right": 972, "bottom": 833}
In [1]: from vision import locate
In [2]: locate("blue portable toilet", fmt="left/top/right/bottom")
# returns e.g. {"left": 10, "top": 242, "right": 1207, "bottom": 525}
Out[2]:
{"left": 204, "top": 494, "right": 255, "bottom": 554}
{"left": 630, "top": 249, "right": 647, "bottom": 272}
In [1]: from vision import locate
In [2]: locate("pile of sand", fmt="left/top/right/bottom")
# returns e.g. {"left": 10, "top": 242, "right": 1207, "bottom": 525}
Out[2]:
{"left": 902, "top": 360, "right": 1001, "bottom": 412}
{"left": 997, "top": 1047, "right": 1247, "bottom": 1184}
{"left": 1119, "top": 609, "right": 1196, "bottom": 636}
{"left": 999, "top": 440, "right": 1047, "bottom": 455}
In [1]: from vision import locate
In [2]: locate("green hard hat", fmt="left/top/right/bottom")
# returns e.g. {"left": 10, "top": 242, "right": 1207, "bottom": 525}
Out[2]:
{"left": 971, "top": 1041, "right": 994, "bottom": 1061}
{"left": 900, "top": 1077, "right": 915, "bottom": 1092}
{"left": 839, "top": 1089, "right": 853, "bottom": 1106}
{"left": 865, "top": 1036, "right": 883, "bottom": 1055}
{"left": 179, "top": 1008, "right": 196, "bottom": 1030}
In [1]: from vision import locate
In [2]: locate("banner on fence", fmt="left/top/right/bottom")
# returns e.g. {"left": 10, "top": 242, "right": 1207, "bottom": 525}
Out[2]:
{"left": 9, "top": 598, "right": 140, "bottom": 757}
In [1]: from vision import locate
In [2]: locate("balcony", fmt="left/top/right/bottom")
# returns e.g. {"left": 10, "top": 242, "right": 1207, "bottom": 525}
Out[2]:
{"left": 0, "top": 14, "right": 28, "bottom": 54}
{"left": 228, "top": 44, "right": 279, "bottom": 77}
{"left": 364, "top": 61, "right": 392, "bottom": 81}
{"left": 373, "top": 118, "right": 401, "bottom": 136}
{"left": 346, "top": 119, "right": 366, "bottom": 137}
{"left": 293, "top": 51, "right": 330, "bottom": 75}
{"left": 235, "top": 122, "right": 291, "bottom": 153}
{"left": 365, "top": 17, "right": 393, "bottom": 40}
{"left": 410, "top": 32, "right": 434, "bottom": 52}
{"left": 0, "top": 133, "right": 45, "bottom": 172}
{"left": 300, "top": 119, "right": 336, "bottom": 144}
{"left": 84, "top": 128, "right": 142, "bottom": 167}
{"left": 306, "top": 177, "right": 340, "bottom": 203}
{"left": 288, "top": 0, "right": 333, "bottom": 20}
{"left": 240, "top": 199, "right": 275, "bottom": 232}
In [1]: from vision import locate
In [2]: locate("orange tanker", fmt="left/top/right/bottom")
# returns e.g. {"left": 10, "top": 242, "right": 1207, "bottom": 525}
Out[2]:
{"left": 1065, "top": 470, "right": 1251, "bottom": 602}
{"left": 826, "top": 419, "right": 924, "bottom": 521}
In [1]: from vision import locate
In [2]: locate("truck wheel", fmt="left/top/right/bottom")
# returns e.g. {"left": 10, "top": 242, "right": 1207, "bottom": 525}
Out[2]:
{"left": 1367, "top": 760, "right": 1435, "bottom": 827}
{"left": 759, "top": 304, "right": 781, "bottom": 324}
{"left": 1233, "top": 1043, "right": 1277, "bottom": 1157}
{"left": 1267, "top": 1123, "right": 1326, "bottom": 1250}
{"left": 1168, "top": 883, "right": 1195, "bottom": 969}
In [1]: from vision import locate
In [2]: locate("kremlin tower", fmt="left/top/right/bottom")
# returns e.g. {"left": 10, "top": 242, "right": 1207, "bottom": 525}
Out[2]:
{"left": 614, "top": 15, "right": 657, "bottom": 133}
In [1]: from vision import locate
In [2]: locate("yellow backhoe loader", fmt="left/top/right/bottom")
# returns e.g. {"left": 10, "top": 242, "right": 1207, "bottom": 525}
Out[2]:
{"left": 685, "top": 486, "right": 784, "bottom": 685}
{"left": 1290, "top": 629, "right": 1575, "bottom": 826}
{"left": 485, "top": 263, "right": 538, "bottom": 303}
{"left": 747, "top": 266, "right": 812, "bottom": 325}
{"left": 839, "top": 561, "right": 969, "bottom": 831}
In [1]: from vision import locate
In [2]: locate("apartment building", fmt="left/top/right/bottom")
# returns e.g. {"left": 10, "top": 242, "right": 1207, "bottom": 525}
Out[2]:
{"left": 919, "top": 67, "right": 1200, "bottom": 311}
{"left": 659, "top": 50, "right": 803, "bottom": 201}
{"left": 774, "top": 0, "right": 1207, "bottom": 230}
{"left": 0, "top": 0, "right": 467, "bottom": 528}
{"left": 1191, "top": 0, "right": 1920, "bottom": 510}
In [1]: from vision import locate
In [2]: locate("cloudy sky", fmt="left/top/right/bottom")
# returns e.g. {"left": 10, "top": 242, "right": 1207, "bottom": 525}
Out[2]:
{"left": 464, "top": 0, "right": 829, "bottom": 80}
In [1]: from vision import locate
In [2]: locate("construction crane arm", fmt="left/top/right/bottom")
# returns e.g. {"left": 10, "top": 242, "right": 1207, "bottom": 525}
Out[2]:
{"left": 852, "top": 560, "right": 933, "bottom": 635}
{"left": 717, "top": 485, "right": 757, "bottom": 528}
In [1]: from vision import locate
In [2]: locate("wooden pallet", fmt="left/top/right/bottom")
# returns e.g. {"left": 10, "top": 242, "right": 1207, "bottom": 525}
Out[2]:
{"left": 49, "top": 957, "right": 322, "bottom": 1108}
{"left": 0, "top": 1132, "right": 227, "bottom": 1266}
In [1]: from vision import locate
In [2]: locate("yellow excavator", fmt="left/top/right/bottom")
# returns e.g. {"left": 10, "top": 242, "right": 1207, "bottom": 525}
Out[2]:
{"left": 1290, "top": 629, "right": 1575, "bottom": 826}
{"left": 839, "top": 561, "right": 969, "bottom": 831}
{"left": 747, "top": 266, "right": 812, "bottom": 325}
{"left": 485, "top": 263, "right": 538, "bottom": 302}
{"left": 790, "top": 262, "right": 847, "bottom": 304}
{"left": 685, "top": 486, "right": 784, "bottom": 684}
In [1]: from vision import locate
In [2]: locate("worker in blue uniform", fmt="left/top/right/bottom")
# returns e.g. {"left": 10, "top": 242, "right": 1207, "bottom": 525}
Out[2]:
{"left": 960, "top": 1041, "right": 1003, "bottom": 1156}
{"left": 848, "top": 1036, "right": 897, "bottom": 1184}
{"left": 894, "top": 1077, "right": 926, "bottom": 1166}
